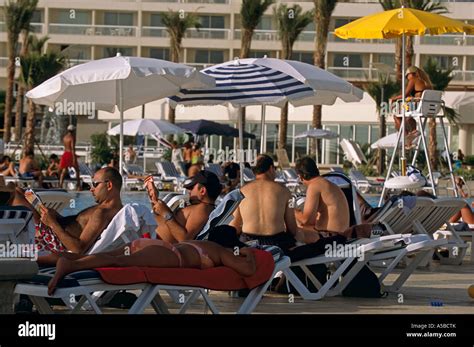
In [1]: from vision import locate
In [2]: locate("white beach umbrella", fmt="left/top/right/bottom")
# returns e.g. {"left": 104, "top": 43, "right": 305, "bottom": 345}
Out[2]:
{"left": 371, "top": 132, "right": 418, "bottom": 150}
{"left": 295, "top": 128, "right": 339, "bottom": 164}
{"left": 107, "top": 119, "right": 185, "bottom": 137}
{"left": 26, "top": 54, "right": 214, "bottom": 176}
{"left": 170, "top": 57, "right": 363, "bottom": 184}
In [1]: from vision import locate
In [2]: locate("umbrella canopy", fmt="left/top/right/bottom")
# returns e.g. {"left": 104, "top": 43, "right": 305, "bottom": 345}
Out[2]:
{"left": 26, "top": 55, "right": 214, "bottom": 176}
{"left": 169, "top": 57, "right": 363, "bottom": 108}
{"left": 169, "top": 57, "right": 363, "bottom": 184}
{"left": 335, "top": 8, "right": 474, "bottom": 174}
{"left": 107, "top": 119, "right": 185, "bottom": 137}
{"left": 294, "top": 128, "right": 338, "bottom": 164}
{"left": 335, "top": 8, "right": 474, "bottom": 39}
{"left": 178, "top": 119, "right": 255, "bottom": 139}
{"left": 371, "top": 132, "right": 419, "bottom": 149}
{"left": 295, "top": 128, "right": 338, "bottom": 140}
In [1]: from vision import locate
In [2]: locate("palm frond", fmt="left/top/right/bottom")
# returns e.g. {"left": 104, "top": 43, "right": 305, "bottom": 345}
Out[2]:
{"left": 241, "top": 0, "right": 274, "bottom": 30}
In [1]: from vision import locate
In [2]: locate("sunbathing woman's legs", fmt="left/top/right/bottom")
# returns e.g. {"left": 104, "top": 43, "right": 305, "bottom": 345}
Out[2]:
{"left": 48, "top": 244, "right": 183, "bottom": 295}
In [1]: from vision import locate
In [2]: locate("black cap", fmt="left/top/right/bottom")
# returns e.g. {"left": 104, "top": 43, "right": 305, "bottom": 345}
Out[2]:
{"left": 183, "top": 170, "right": 222, "bottom": 199}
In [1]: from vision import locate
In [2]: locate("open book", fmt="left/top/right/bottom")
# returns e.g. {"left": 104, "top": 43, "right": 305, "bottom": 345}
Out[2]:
{"left": 24, "top": 189, "right": 45, "bottom": 215}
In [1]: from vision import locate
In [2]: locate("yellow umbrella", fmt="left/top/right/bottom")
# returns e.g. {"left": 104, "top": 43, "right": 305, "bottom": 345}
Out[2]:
{"left": 335, "top": 7, "right": 474, "bottom": 176}
{"left": 335, "top": 7, "right": 474, "bottom": 39}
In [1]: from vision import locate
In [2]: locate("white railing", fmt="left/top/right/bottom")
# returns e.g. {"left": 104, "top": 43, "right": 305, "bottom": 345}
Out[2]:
{"left": 0, "top": 22, "right": 43, "bottom": 34}
{"left": 0, "top": 57, "right": 8, "bottom": 68}
{"left": 142, "top": 0, "right": 229, "bottom": 3}
{"left": 141, "top": 26, "right": 230, "bottom": 39}
{"left": 420, "top": 34, "right": 474, "bottom": 46}
{"left": 327, "top": 67, "right": 371, "bottom": 79}
{"left": 49, "top": 23, "right": 137, "bottom": 37}
{"left": 141, "top": 26, "right": 168, "bottom": 37}
{"left": 234, "top": 29, "right": 278, "bottom": 41}
{"left": 185, "top": 62, "right": 213, "bottom": 70}
{"left": 451, "top": 70, "right": 474, "bottom": 82}
{"left": 328, "top": 32, "right": 396, "bottom": 44}
{"left": 186, "top": 27, "right": 230, "bottom": 39}
{"left": 66, "top": 59, "right": 91, "bottom": 68}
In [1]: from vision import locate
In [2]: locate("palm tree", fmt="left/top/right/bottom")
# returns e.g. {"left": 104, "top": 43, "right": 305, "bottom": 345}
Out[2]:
{"left": 364, "top": 76, "right": 400, "bottom": 174}
{"left": 15, "top": 33, "right": 47, "bottom": 144}
{"left": 3, "top": 0, "right": 38, "bottom": 143}
{"left": 162, "top": 10, "right": 201, "bottom": 124}
{"left": 404, "top": 1, "right": 447, "bottom": 67}
{"left": 378, "top": 0, "right": 448, "bottom": 80}
{"left": 275, "top": 4, "right": 313, "bottom": 151}
{"left": 378, "top": 0, "right": 403, "bottom": 81}
{"left": 423, "top": 57, "right": 458, "bottom": 171}
{"left": 312, "top": 0, "right": 337, "bottom": 158}
{"left": 239, "top": 0, "right": 273, "bottom": 150}
{"left": 19, "top": 51, "right": 66, "bottom": 153}
{"left": 240, "top": 0, "right": 274, "bottom": 58}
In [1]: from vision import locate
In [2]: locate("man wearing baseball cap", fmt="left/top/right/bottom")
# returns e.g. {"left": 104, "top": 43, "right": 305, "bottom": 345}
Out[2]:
{"left": 59, "top": 124, "right": 81, "bottom": 190}
{"left": 151, "top": 170, "right": 222, "bottom": 242}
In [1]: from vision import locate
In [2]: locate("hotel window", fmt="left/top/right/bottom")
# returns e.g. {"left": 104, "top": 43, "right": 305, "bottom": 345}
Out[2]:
{"left": 60, "top": 45, "right": 91, "bottom": 60}
{"left": 248, "top": 123, "right": 261, "bottom": 153}
{"left": 150, "top": 13, "right": 164, "bottom": 27}
{"left": 324, "top": 125, "right": 339, "bottom": 165}
{"left": 149, "top": 48, "right": 170, "bottom": 60}
{"left": 31, "top": 10, "right": 43, "bottom": 23}
{"left": 294, "top": 124, "right": 309, "bottom": 161}
{"left": 355, "top": 125, "right": 369, "bottom": 148}
{"left": 195, "top": 50, "right": 224, "bottom": 64}
{"left": 57, "top": 10, "right": 91, "bottom": 24}
{"left": 266, "top": 124, "right": 279, "bottom": 154}
{"left": 334, "top": 54, "right": 363, "bottom": 67}
{"left": 104, "top": 12, "right": 133, "bottom": 26}
{"left": 423, "top": 55, "right": 462, "bottom": 70}
{"left": 199, "top": 15, "right": 225, "bottom": 29}
{"left": 256, "top": 16, "right": 273, "bottom": 30}
{"left": 376, "top": 54, "right": 395, "bottom": 67}
{"left": 291, "top": 52, "right": 313, "bottom": 64}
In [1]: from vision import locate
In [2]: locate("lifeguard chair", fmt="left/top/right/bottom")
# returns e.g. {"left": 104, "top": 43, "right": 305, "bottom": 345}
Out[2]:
{"left": 379, "top": 90, "right": 458, "bottom": 206}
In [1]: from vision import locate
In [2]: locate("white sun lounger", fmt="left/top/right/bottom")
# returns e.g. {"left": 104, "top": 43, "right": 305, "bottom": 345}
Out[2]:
{"left": 15, "top": 247, "right": 290, "bottom": 315}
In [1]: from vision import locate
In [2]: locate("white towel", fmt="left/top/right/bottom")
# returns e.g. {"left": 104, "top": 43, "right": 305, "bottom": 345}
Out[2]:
{"left": 87, "top": 203, "right": 157, "bottom": 254}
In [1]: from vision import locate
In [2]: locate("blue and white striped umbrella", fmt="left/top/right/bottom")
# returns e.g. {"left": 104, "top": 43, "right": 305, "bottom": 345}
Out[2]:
{"left": 169, "top": 57, "right": 363, "bottom": 108}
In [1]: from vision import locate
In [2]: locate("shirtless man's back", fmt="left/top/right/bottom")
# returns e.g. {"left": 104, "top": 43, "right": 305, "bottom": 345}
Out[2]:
{"left": 305, "top": 176, "right": 349, "bottom": 233}
{"left": 237, "top": 179, "right": 292, "bottom": 236}
{"left": 295, "top": 157, "right": 349, "bottom": 235}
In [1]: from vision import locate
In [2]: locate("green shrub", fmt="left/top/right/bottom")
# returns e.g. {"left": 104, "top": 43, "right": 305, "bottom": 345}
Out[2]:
{"left": 464, "top": 155, "right": 474, "bottom": 166}
{"left": 91, "top": 133, "right": 114, "bottom": 166}
{"left": 455, "top": 168, "right": 474, "bottom": 181}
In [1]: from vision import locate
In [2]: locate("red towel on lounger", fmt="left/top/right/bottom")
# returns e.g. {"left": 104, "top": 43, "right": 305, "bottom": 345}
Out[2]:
{"left": 95, "top": 249, "right": 275, "bottom": 291}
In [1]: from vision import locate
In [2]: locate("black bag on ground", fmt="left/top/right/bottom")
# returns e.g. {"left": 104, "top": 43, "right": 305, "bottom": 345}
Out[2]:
{"left": 341, "top": 260, "right": 385, "bottom": 298}
{"left": 274, "top": 264, "right": 328, "bottom": 295}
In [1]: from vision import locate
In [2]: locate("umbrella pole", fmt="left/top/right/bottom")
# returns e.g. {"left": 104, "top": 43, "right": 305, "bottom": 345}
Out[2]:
{"left": 119, "top": 80, "right": 124, "bottom": 178}
{"left": 238, "top": 108, "right": 244, "bottom": 187}
{"left": 315, "top": 140, "right": 319, "bottom": 165}
{"left": 400, "top": 32, "right": 407, "bottom": 176}
{"left": 260, "top": 105, "right": 266, "bottom": 154}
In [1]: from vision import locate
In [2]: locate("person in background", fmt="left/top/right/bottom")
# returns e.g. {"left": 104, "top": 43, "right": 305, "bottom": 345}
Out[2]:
{"left": 124, "top": 145, "right": 136, "bottom": 164}
{"left": 0, "top": 155, "right": 17, "bottom": 177}
{"left": 59, "top": 125, "right": 81, "bottom": 190}
{"left": 389, "top": 66, "right": 432, "bottom": 139}
{"left": 46, "top": 154, "right": 60, "bottom": 178}
{"left": 19, "top": 150, "right": 43, "bottom": 186}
